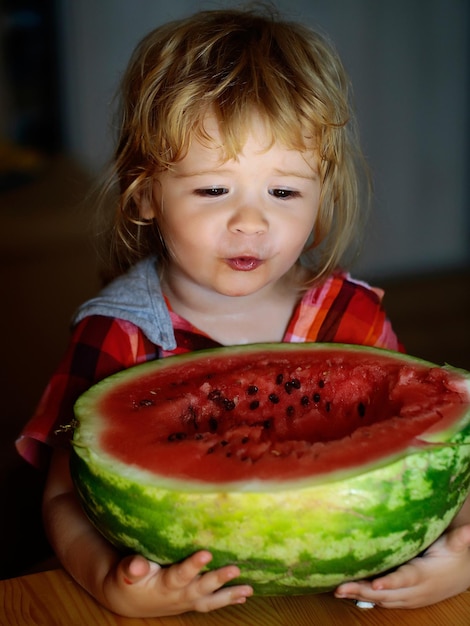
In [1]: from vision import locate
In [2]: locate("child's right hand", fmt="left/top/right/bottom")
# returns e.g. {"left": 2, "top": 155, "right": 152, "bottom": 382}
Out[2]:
{"left": 102, "top": 550, "right": 253, "bottom": 617}
{"left": 43, "top": 447, "right": 252, "bottom": 619}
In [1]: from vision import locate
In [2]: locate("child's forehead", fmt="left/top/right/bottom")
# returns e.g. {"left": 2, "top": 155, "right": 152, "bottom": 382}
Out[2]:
{"left": 168, "top": 114, "right": 319, "bottom": 176}
{"left": 194, "top": 108, "right": 317, "bottom": 155}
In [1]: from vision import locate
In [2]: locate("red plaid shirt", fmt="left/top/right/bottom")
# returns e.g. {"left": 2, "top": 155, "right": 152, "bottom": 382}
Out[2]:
{"left": 17, "top": 272, "right": 402, "bottom": 468}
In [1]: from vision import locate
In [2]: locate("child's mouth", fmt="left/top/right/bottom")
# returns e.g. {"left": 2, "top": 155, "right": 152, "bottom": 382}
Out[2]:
{"left": 226, "top": 257, "right": 263, "bottom": 271}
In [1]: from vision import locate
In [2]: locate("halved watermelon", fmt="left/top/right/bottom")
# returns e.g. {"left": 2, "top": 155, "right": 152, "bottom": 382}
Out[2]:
{"left": 71, "top": 343, "right": 470, "bottom": 594}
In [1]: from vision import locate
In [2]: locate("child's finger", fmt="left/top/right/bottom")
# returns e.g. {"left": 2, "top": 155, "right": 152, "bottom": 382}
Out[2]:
{"left": 196, "top": 564, "right": 242, "bottom": 594}
{"left": 162, "top": 551, "right": 213, "bottom": 589}
{"left": 119, "top": 554, "right": 154, "bottom": 583}
{"left": 193, "top": 583, "right": 253, "bottom": 612}
{"left": 335, "top": 580, "right": 371, "bottom": 598}
{"left": 445, "top": 524, "right": 470, "bottom": 553}
{"left": 371, "top": 561, "right": 419, "bottom": 590}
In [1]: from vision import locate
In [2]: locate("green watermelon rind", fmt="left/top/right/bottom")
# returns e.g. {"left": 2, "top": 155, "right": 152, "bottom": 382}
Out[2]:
{"left": 71, "top": 343, "right": 470, "bottom": 595}
{"left": 71, "top": 438, "right": 470, "bottom": 593}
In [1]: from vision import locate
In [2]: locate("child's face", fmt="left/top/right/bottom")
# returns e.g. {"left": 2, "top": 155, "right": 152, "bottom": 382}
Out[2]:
{"left": 148, "top": 113, "right": 320, "bottom": 298}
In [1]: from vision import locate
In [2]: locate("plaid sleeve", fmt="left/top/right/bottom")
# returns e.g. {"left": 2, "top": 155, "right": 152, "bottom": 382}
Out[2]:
{"left": 285, "top": 273, "right": 404, "bottom": 351}
{"left": 16, "top": 315, "right": 158, "bottom": 468}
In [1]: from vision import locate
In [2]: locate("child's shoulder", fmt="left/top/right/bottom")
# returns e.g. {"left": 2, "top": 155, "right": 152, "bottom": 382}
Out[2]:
{"left": 73, "top": 257, "right": 176, "bottom": 350}
{"left": 289, "top": 269, "right": 400, "bottom": 349}
{"left": 302, "top": 270, "right": 385, "bottom": 306}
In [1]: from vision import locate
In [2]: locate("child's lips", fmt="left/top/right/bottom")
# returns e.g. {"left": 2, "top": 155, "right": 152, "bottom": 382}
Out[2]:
{"left": 225, "top": 256, "right": 263, "bottom": 271}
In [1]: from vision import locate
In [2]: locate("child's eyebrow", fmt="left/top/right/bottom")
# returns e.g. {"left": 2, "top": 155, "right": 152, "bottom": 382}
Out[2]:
{"left": 171, "top": 167, "right": 233, "bottom": 179}
{"left": 172, "top": 167, "right": 318, "bottom": 180}
{"left": 272, "top": 168, "right": 319, "bottom": 180}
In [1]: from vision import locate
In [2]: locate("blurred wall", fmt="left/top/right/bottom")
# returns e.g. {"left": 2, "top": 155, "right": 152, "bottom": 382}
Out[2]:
{"left": 56, "top": 0, "right": 469, "bottom": 279}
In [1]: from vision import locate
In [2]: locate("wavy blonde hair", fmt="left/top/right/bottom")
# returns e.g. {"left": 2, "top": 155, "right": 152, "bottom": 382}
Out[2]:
{"left": 102, "top": 5, "right": 369, "bottom": 281}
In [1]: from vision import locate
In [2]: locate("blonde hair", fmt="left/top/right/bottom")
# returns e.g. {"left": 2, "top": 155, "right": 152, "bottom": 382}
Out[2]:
{"left": 102, "top": 5, "right": 368, "bottom": 281}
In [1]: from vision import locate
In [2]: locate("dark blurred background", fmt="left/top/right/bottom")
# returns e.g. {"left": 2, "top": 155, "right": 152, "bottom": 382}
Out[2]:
{"left": 1, "top": 0, "right": 469, "bottom": 579}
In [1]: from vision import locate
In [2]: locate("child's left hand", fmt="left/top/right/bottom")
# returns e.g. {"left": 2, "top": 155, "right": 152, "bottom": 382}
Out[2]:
{"left": 334, "top": 523, "right": 470, "bottom": 609}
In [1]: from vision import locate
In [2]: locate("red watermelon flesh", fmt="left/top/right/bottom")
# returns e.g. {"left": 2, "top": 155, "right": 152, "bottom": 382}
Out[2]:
{"left": 71, "top": 343, "right": 470, "bottom": 594}
{"left": 97, "top": 346, "right": 468, "bottom": 484}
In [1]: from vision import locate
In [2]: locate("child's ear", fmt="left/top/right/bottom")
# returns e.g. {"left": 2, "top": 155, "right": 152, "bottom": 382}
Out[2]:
{"left": 135, "top": 183, "right": 157, "bottom": 220}
{"left": 138, "top": 195, "right": 155, "bottom": 220}
{"left": 138, "top": 179, "right": 161, "bottom": 220}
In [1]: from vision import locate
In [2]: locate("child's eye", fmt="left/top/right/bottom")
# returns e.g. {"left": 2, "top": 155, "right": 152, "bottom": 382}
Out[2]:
{"left": 269, "top": 189, "right": 301, "bottom": 199}
{"left": 195, "top": 187, "right": 228, "bottom": 197}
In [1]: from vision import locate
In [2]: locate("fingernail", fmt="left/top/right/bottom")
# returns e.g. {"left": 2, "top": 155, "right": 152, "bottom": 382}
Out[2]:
{"left": 356, "top": 601, "right": 375, "bottom": 609}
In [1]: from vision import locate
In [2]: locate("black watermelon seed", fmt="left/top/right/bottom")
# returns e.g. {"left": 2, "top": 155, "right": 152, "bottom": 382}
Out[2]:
{"left": 242, "top": 436, "right": 250, "bottom": 444}
{"left": 207, "top": 446, "right": 215, "bottom": 454}
{"left": 318, "top": 379, "right": 325, "bottom": 388}
{"left": 276, "top": 373, "right": 284, "bottom": 385}
{"left": 208, "top": 389, "right": 221, "bottom": 401}
{"left": 291, "top": 378, "right": 301, "bottom": 389}
{"left": 313, "top": 393, "right": 321, "bottom": 403}
{"left": 301, "top": 395, "right": 310, "bottom": 406}
{"left": 183, "top": 405, "right": 199, "bottom": 430}
{"left": 247, "top": 385, "right": 258, "bottom": 395}
{"left": 286, "top": 405, "right": 295, "bottom": 417}
{"left": 184, "top": 405, "right": 197, "bottom": 416}
{"left": 284, "top": 381, "right": 293, "bottom": 394}
{"left": 221, "top": 440, "right": 229, "bottom": 446}
{"left": 325, "top": 402, "right": 331, "bottom": 412}
{"left": 263, "top": 419, "right": 273, "bottom": 429}
{"left": 223, "top": 398, "right": 236, "bottom": 411}
{"left": 358, "top": 402, "right": 366, "bottom": 417}
{"left": 269, "top": 393, "right": 280, "bottom": 404}
{"left": 249, "top": 400, "right": 260, "bottom": 410}
{"left": 209, "top": 417, "right": 218, "bottom": 432}
{"left": 168, "top": 432, "right": 186, "bottom": 442}
{"left": 139, "top": 399, "right": 155, "bottom": 407}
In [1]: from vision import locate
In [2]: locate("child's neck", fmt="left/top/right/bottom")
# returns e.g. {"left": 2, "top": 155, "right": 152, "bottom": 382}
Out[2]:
{"left": 161, "top": 267, "right": 307, "bottom": 346}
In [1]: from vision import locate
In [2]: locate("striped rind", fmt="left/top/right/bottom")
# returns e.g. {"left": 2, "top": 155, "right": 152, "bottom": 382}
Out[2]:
{"left": 71, "top": 343, "right": 470, "bottom": 594}
{"left": 71, "top": 415, "right": 470, "bottom": 594}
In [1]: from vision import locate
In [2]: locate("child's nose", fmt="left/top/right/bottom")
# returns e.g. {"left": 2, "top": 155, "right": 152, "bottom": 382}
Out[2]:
{"left": 228, "top": 205, "right": 268, "bottom": 235}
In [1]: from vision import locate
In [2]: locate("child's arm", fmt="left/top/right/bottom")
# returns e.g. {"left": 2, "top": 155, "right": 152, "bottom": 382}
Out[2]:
{"left": 335, "top": 495, "right": 470, "bottom": 609}
{"left": 43, "top": 447, "right": 253, "bottom": 618}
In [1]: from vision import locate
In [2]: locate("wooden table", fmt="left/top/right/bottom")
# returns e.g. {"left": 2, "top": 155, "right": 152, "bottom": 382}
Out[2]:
{"left": 1, "top": 569, "right": 470, "bottom": 625}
